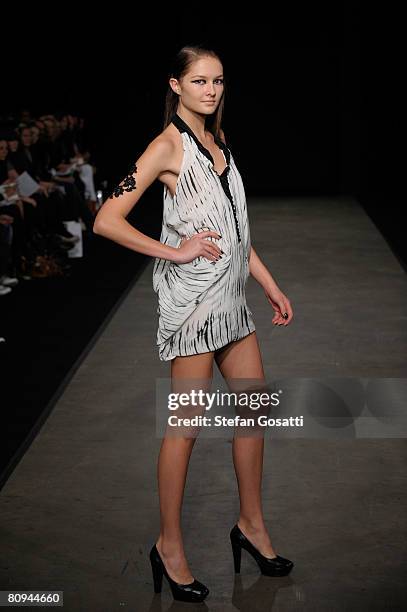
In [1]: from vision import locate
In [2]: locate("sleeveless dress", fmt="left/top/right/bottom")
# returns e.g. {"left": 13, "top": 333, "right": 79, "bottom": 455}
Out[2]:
{"left": 152, "top": 112, "right": 256, "bottom": 361}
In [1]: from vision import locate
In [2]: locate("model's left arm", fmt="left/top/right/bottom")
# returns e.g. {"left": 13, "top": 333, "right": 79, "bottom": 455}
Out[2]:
{"left": 218, "top": 130, "right": 293, "bottom": 326}
{"left": 249, "top": 246, "right": 293, "bottom": 326}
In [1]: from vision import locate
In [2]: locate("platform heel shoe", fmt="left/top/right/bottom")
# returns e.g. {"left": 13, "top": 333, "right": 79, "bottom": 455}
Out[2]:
{"left": 230, "top": 524, "right": 294, "bottom": 577}
{"left": 149, "top": 544, "right": 209, "bottom": 603}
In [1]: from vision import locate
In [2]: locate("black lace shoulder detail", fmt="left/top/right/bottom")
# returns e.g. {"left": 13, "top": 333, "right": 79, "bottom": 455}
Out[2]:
{"left": 109, "top": 162, "right": 138, "bottom": 198}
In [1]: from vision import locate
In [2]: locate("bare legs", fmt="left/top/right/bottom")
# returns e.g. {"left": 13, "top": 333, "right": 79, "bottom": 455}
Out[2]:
{"left": 155, "top": 351, "right": 214, "bottom": 583}
{"left": 155, "top": 438, "right": 197, "bottom": 582}
{"left": 215, "top": 331, "right": 278, "bottom": 558}
{"left": 155, "top": 330, "right": 277, "bottom": 585}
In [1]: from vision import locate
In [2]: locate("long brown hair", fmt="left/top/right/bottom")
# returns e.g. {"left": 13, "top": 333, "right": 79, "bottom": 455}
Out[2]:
{"left": 163, "top": 44, "right": 225, "bottom": 138}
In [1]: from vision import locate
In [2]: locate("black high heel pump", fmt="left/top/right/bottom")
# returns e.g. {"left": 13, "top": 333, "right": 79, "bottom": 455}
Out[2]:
{"left": 149, "top": 543, "right": 209, "bottom": 602}
{"left": 230, "top": 524, "right": 294, "bottom": 577}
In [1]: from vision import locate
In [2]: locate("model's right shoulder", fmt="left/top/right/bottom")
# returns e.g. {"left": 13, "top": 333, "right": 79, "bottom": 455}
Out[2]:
{"left": 146, "top": 132, "right": 175, "bottom": 155}
{"left": 143, "top": 129, "right": 177, "bottom": 170}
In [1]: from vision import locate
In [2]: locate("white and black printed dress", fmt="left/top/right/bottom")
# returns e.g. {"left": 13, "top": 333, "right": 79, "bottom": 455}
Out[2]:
{"left": 152, "top": 112, "right": 256, "bottom": 361}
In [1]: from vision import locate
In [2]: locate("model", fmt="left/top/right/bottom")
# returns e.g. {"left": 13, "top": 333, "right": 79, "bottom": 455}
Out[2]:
{"left": 93, "top": 44, "right": 294, "bottom": 603}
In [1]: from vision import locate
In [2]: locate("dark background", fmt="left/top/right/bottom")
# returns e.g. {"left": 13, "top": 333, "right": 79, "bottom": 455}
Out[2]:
{"left": 1, "top": 6, "right": 406, "bottom": 484}
{"left": 3, "top": 7, "right": 402, "bottom": 209}
{"left": 5, "top": 10, "right": 360, "bottom": 196}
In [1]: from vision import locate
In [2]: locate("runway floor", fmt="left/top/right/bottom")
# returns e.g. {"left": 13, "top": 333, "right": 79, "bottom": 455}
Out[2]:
{"left": 1, "top": 196, "right": 406, "bottom": 611}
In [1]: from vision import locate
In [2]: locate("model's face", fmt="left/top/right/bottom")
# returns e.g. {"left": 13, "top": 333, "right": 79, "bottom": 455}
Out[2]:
{"left": 171, "top": 56, "right": 224, "bottom": 115}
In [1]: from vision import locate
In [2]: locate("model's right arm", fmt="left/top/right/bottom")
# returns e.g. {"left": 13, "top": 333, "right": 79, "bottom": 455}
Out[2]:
{"left": 93, "top": 137, "right": 179, "bottom": 262}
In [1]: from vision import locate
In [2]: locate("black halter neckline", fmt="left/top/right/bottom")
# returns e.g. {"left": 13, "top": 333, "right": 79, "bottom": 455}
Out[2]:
{"left": 171, "top": 112, "right": 230, "bottom": 176}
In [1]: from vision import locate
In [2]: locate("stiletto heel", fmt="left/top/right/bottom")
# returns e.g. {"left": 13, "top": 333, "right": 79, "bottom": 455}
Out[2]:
{"left": 150, "top": 550, "right": 164, "bottom": 593}
{"left": 149, "top": 543, "right": 209, "bottom": 602}
{"left": 231, "top": 538, "right": 242, "bottom": 573}
{"left": 230, "top": 524, "right": 294, "bottom": 577}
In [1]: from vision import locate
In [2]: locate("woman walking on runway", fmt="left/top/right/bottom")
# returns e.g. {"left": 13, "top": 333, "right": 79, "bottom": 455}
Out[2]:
{"left": 94, "top": 44, "right": 294, "bottom": 603}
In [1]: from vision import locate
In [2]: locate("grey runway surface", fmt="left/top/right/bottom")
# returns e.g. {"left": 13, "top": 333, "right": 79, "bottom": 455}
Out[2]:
{"left": 1, "top": 197, "right": 406, "bottom": 611}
